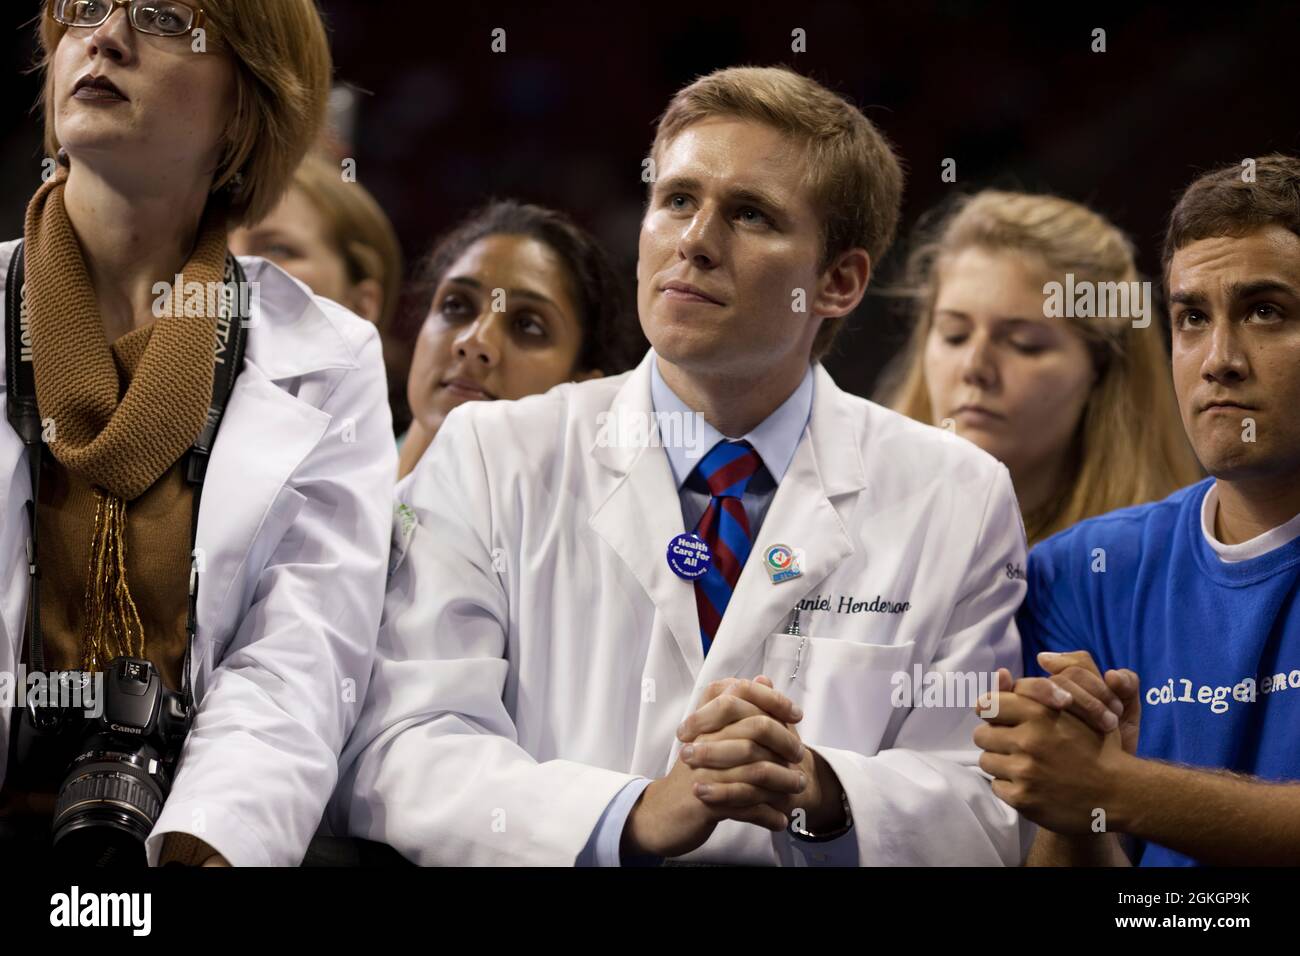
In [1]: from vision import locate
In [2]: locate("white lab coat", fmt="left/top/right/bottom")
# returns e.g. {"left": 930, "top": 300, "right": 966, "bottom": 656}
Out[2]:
{"left": 0, "top": 240, "right": 396, "bottom": 866}
{"left": 331, "top": 350, "right": 1029, "bottom": 865}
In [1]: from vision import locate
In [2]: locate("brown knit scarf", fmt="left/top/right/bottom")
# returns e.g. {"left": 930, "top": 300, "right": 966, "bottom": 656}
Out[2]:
{"left": 22, "top": 168, "right": 226, "bottom": 672}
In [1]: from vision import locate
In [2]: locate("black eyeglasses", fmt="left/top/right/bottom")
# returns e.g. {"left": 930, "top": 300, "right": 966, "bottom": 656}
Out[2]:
{"left": 52, "top": 0, "right": 205, "bottom": 38}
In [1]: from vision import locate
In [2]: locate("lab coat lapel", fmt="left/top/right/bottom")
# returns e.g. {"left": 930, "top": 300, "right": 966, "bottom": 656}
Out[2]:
{"left": 190, "top": 362, "right": 328, "bottom": 692}
{"left": 588, "top": 355, "right": 706, "bottom": 678}
{"left": 0, "top": 428, "right": 28, "bottom": 650}
{"left": 0, "top": 411, "right": 28, "bottom": 787}
{"left": 694, "top": 365, "right": 867, "bottom": 691}
{"left": 0, "top": 243, "right": 30, "bottom": 740}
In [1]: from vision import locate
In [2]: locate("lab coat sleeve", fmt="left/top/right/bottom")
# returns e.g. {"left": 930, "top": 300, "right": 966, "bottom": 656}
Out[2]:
{"left": 329, "top": 408, "right": 640, "bottom": 865}
{"left": 783, "top": 463, "right": 1029, "bottom": 866}
{"left": 145, "top": 327, "right": 396, "bottom": 867}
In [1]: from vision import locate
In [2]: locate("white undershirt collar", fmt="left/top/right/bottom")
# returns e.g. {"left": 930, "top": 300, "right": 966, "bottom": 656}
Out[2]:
{"left": 1200, "top": 481, "right": 1300, "bottom": 563}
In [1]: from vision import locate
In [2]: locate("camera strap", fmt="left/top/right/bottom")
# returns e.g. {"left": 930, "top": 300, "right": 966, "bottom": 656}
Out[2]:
{"left": 5, "top": 241, "right": 249, "bottom": 718}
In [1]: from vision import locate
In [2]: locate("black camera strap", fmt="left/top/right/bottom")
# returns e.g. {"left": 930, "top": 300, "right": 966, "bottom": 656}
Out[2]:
{"left": 5, "top": 241, "right": 249, "bottom": 719}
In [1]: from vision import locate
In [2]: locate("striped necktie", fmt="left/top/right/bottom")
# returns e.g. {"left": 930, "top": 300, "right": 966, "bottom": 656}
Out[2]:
{"left": 691, "top": 439, "right": 763, "bottom": 655}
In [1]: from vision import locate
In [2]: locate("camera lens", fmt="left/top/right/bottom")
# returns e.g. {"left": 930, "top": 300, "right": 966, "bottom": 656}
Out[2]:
{"left": 51, "top": 751, "right": 166, "bottom": 868}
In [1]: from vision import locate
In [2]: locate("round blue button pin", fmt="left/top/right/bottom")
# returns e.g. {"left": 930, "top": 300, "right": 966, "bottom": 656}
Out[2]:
{"left": 666, "top": 532, "right": 712, "bottom": 580}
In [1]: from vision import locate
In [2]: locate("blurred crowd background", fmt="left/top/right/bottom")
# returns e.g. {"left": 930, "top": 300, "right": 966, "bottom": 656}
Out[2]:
{"left": 3, "top": 0, "right": 1295, "bottom": 426}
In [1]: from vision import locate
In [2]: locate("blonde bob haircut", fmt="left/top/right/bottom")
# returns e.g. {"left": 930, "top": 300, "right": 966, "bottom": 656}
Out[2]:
{"left": 650, "top": 65, "right": 905, "bottom": 361}
{"left": 877, "top": 190, "right": 1202, "bottom": 545}
{"left": 36, "top": 0, "right": 333, "bottom": 227}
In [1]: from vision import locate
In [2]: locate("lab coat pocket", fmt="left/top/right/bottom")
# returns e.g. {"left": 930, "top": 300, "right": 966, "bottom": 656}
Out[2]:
{"left": 762, "top": 634, "right": 916, "bottom": 755}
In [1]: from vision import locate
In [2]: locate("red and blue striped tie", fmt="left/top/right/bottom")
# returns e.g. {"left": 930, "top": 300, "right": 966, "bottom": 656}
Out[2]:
{"left": 692, "top": 440, "right": 763, "bottom": 656}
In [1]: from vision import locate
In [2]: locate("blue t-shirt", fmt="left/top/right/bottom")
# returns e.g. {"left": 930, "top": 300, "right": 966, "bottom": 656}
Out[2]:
{"left": 1018, "top": 477, "right": 1300, "bottom": 866}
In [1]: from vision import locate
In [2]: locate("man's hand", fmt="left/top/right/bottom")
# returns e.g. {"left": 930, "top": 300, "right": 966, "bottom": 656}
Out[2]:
{"left": 684, "top": 676, "right": 846, "bottom": 834}
{"left": 973, "top": 685, "right": 1135, "bottom": 835}
{"left": 621, "top": 677, "right": 811, "bottom": 858}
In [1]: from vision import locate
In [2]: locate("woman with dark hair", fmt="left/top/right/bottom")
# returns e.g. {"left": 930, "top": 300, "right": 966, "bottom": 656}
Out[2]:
{"left": 397, "top": 199, "right": 646, "bottom": 478}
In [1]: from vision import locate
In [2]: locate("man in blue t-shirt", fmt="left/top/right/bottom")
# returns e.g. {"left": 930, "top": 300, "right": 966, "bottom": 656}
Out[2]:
{"left": 974, "top": 154, "right": 1300, "bottom": 866}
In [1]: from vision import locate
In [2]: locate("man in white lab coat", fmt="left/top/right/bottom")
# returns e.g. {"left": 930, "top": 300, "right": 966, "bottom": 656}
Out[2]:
{"left": 331, "top": 65, "right": 1028, "bottom": 865}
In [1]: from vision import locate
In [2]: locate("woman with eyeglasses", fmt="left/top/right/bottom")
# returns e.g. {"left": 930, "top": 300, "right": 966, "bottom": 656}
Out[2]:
{"left": 0, "top": 0, "right": 395, "bottom": 866}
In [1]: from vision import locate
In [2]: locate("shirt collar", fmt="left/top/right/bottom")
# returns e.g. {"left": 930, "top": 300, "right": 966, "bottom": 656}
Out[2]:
{"left": 649, "top": 352, "right": 814, "bottom": 490}
{"left": 1201, "top": 479, "right": 1300, "bottom": 562}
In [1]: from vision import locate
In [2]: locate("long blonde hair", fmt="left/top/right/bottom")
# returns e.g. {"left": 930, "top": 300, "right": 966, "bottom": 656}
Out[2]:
{"left": 877, "top": 190, "right": 1202, "bottom": 544}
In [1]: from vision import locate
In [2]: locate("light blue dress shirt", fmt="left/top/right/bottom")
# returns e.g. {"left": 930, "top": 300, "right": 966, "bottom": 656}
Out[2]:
{"left": 578, "top": 357, "right": 858, "bottom": 866}
{"left": 651, "top": 356, "right": 813, "bottom": 531}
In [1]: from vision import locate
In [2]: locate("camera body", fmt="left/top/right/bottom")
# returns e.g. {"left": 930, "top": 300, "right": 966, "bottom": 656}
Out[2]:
{"left": 18, "top": 657, "right": 191, "bottom": 866}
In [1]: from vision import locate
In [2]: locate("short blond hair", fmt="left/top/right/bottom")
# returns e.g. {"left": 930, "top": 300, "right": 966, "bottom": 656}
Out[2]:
{"left": 877, "top": 190, "right": 1202, "bottom": 544}
{"left": 286, "top": 152, "right": 404, "bottom": 332}
{"left": 650, "top": 65, "right": 904, "bottom": 360}
{"left": 36, "top": 0, "right": 332, "bottom": 227}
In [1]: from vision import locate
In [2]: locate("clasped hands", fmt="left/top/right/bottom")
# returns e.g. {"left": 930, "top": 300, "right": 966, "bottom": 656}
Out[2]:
{"left": 973, "top": 650, "right": 1142, "bottom": 834}
{"left": 621, "top": 676, "right": 846, "bottom": 859}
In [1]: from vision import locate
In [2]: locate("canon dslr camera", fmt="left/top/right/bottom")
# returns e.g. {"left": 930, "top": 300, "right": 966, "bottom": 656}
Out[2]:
{"left": 16, "top": 657, "right": 191, "bottom": 866}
